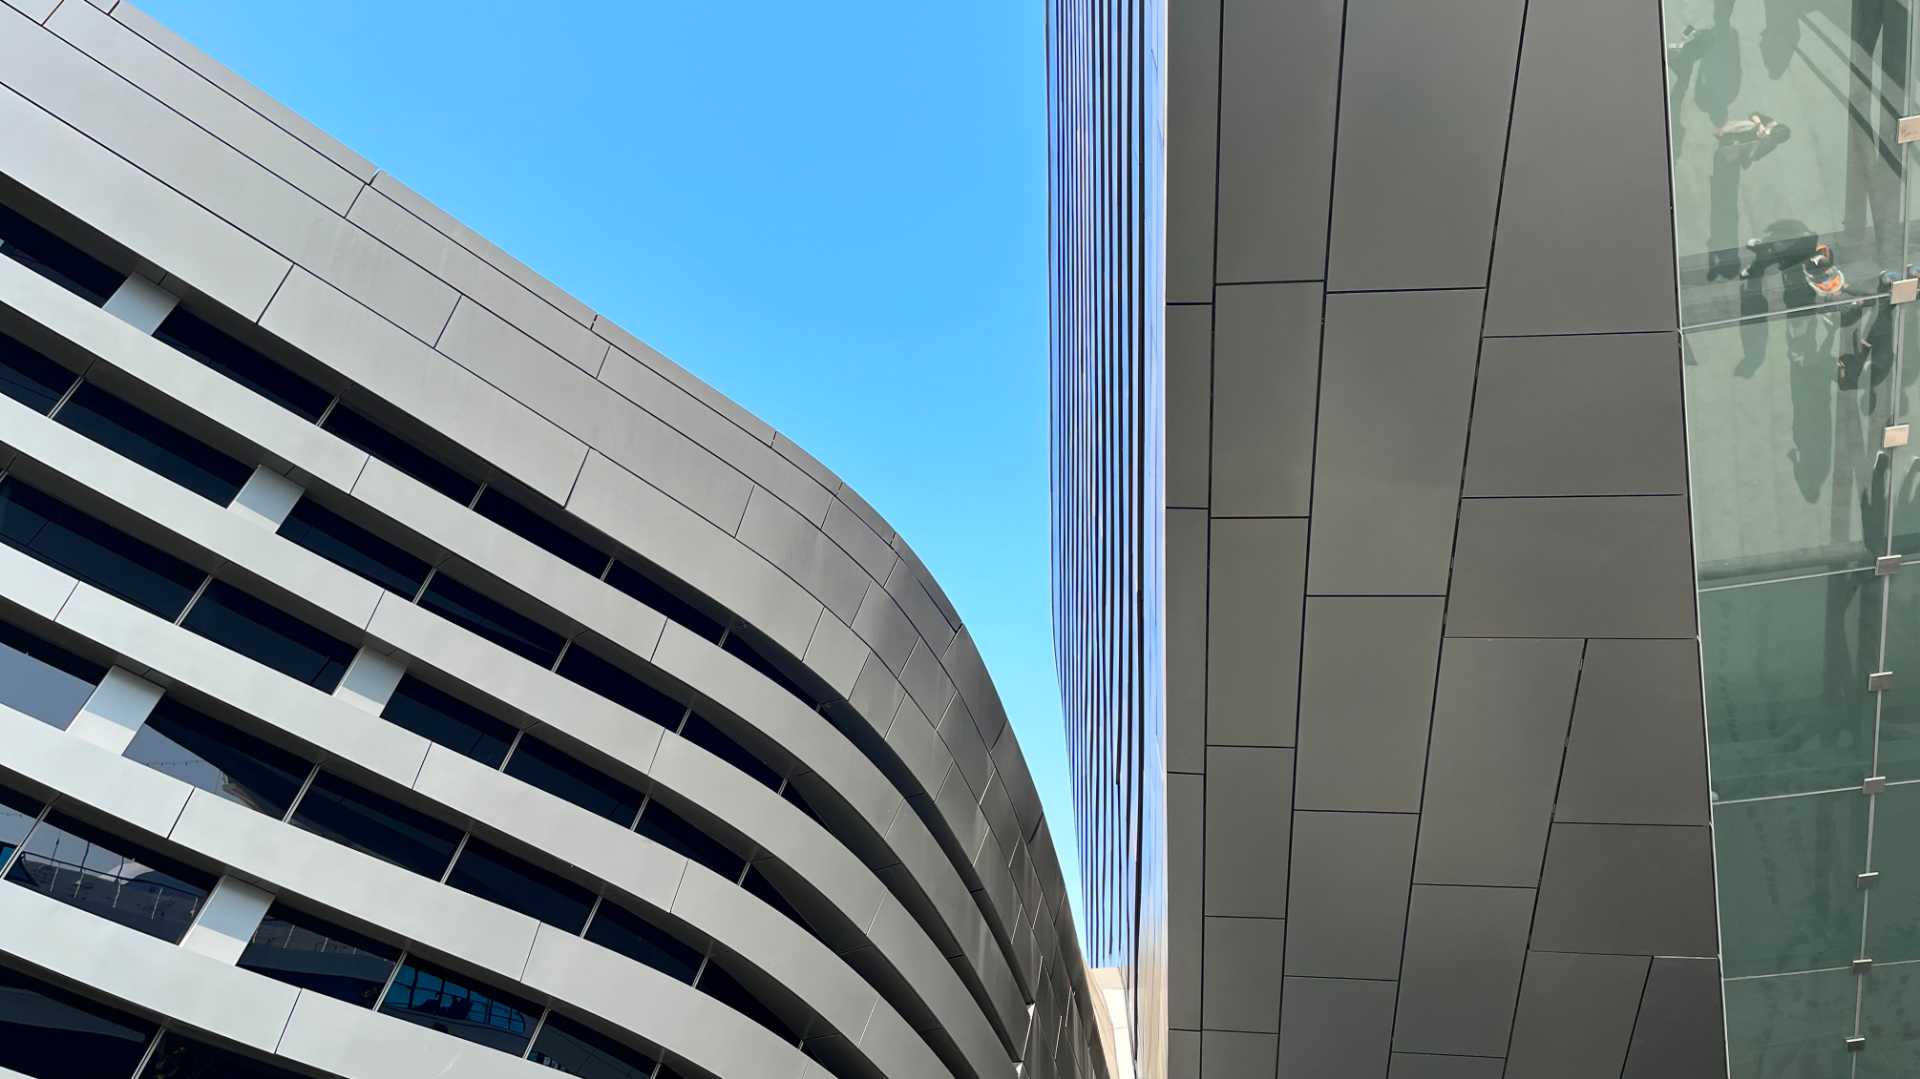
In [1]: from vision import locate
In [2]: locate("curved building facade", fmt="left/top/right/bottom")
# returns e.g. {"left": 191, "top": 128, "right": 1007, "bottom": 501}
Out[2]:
{"left": 0, "top": 4, "right": 1108, "bottom": 1079}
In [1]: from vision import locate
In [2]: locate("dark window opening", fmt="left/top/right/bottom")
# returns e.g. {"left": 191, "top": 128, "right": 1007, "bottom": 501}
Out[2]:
{"left": 418, "top": 571, "right": 565, "bottom": 668}
{"left": 54, "top": 382, "right": 252, "bottom": 504}
{"left": 180, "top": 580, "right": 355, "bottom": 692}
{"left": 0, "top": 785, "right": 44, "bottom": 869}
{"left": 502, "top": 734, "right": 643, "bottom": 827}
{"left": 381, "top": 674, "right": 516, "bottom": 768}
{"left": 379, "top": 958, "right": 539, "bottom": 1056}
{"left": 678, "top": 711, "right": 782, "bottom": 790}
{"left": 288, "top": 771, "right": 461, "bottom": 879}
{"left": 636, "top": 800, "right": 747, "bottom": 882}
{"left": 445, "top": 837, "right": 595, "bottom": 933}
{"left": 583, "top": 899, "right": 705, "bottom": 985}
{"left": 0, "top": 962, "right": 156, "bottom": 1078}
{"left": 526, "top": 1012, "right": 663, "bottom": 1079}
{"left": 0, "top": 202, "right": 122, "bottom": 306}
{"left": 473, "top": 486, "right": 608, "bottom": 576}
{"left": 239, "top": 901, "right": 400, "bottom": 1008}
{"left": 722, "top": 631, "right": 827, "bottom": 711}
{"left": 277, "top": 495, "right": 431, "bottom": 599}
{"left": 0, "top": 331, "right": 78, "bottom": 414}
{"left": 322, "top": 403, "right": 478, "bottom": 504}
{"left": 0, "top": 477, "right": 204, "bottom": 619}
{"left": 555, "top": 644, "right": 685, "bottom": 728}
{"left": 154, "top": 306, "right": 332, "bottom": 421}
{"left": 5, "top": 811, "right": 214, "bottom": 943}
{"left": 697, "top": 957, "right": 803, "bottom": 1044}
{"left": 0, "top": 618, "right": 104, "bottom": 730}
{"left": 138, "top": 1030, "right": 308, "bottom": 1078}
{"left": 605, "top": 559, "right": 726, "bottom": 642}
{"left": 123, "top": 697, "right": 311, "bottom": 817}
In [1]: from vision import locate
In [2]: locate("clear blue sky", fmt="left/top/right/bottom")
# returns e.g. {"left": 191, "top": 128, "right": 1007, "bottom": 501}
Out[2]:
{"left": 134, "top": 1, "right": 1082, "bottom": 928}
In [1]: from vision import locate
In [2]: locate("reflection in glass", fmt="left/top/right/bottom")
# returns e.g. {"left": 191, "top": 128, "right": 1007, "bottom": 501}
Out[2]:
{"left": 381, "top": 674, "right": 517, "bottom": 768}
{"left": 379, "top": 958, "right": 539, "bottom": 1055}
{"left": 502, "top": 733, "right": 642, "bottom": 827}
{"left": 1723, "top": 968, "right": 1859, "bottom": 1079}
{"left": 582, "top": 899, "right": 705, "bottom": 985}
{"left": 1714, "top": 791, "right": 1866, "bottom": 978}
{"left": 138, "top": 1031, "right": 306, "bottom": 1078}
{"left": 0, "top": 961, "right": 156, "bottom": 1077}
{"left": 0, "top": 619, "right": 104, "bottom": 730}
{"left": 287, "top": 771, "right": 461, "bottom": 880}
{"left": 526, "top": 1012, "right": 662, "bottom": 1078}
{"left": 444, "top": 837, "right": 595, "bottom": 934}
{"left": 5, "top": 811, "right": 213, "bottom": 943}
{"left": 123, "top": 698, "right": 311, "bottom": 817}
{"left": 238, "top": 902, "right": 399, "bottom": 1007}
{"left": 0, "top": 786, "right": 42, "bottom": 869}
{"left": 1701, "top": 572, "right": 1879, "bottom": 800}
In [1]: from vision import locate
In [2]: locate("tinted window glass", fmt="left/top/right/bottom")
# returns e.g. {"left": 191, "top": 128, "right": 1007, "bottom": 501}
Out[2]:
{"left": 779, "top": 781, "right": 820, "bottom": 824}
{"left": 0, "top": 786, "right": 43, "bottom": 869}
{"left": 556, "top": 645, "right": 685, "bottom": 727}
{"left": 606, "top": 560, "right": 726, "bottom": 642}
{"left": 697, "top": 958, "right": 800, "bottom": 1043}
{"left": 238, "top": 901, "right": 399, "bottom": 1007}
{"left": 0, "top": 962, "right": 156, "bottom": 1078}
{"left": 583, "top": 900, "right": 705, "bottom": 984}
{"left": 288, "top": 771, "right": 461, "bottom": 879}
{"left": 0, "top": 332, "right": 77, "bottom": 414}
{"left": 740, "top": 865, "right": 817, "bottom": 940}
{"left": 380, "top": 958, "right": 539, "bottom": 1055}
{"left": 445, "top": 838, "right": 595, "bottom": 933}
{"left": 180, "top": 581, "right": 354, "bottom": 692}
{"left": 678, "top": 712, "right": 781, "bottom": 790}
{"left": 55, "top": 383, "right": 252, "bottom": 504}
{"left": 381, "top": 675, "right": 516, "bottom": 768}
{"left": 123, "top": 698, "right": 310, "bottom": 817}
{"left": 722, "top": 631, "right": 825, "bottom": 711}
{"left": 322, "top": 404, "right": 478, "bottom": 504}
{"left": 526, "top": 1012, "right": 662, "bottom": 1078}
{"left": 0, "top": 619, "right": 104, "bottom": 729}
{"left": 503, "top": 735, "right": 642, "bottom": 826}
{"left": 473, "top": 486, "right": 607, "bottom": 575}
{"left": 6, "top": 811, "right": 213, "bottom": 942}
{"left": 0, "top": 478, "right": 204, "bottom": 619}
{"left": 139, "top": 1031, "right": 305, "bottom": 1078}
{"left": 636, "top": 800, "right": 746, "bottom": 881}
{"left": 154, "top": 307, "right": 331, "bottom": 421}
{"left": 418, "top": 572, "right": 564, "bottom": 668}
{"left": 276, "top": 496, "right": 430, "bottom": 598}
{"left": 0, "top": 203, "right": 122, "bottom": 306}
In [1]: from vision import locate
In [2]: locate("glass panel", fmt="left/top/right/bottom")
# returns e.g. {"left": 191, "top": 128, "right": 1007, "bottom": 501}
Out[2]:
{"left": 1722, "top": 968, "right": 1858, "bottom": 1079}
{"left": 1867, "top": 782, "right": 1920, "bottom": 963}
{"left": 678, "top": 711, "right": 782, "bottom": 790}
{"left": 0, "top": 331, "right": 78, "bottom": 414}
{"left": 525, "top": 1012, "right": 662, "bottom": 1078}
{"left": 381, "top": 674, "right": 516, "bottom": 768}
{"left": 1701, "top": 571, "right": 1880, "bottom": 800}
{"left": 154, "top": 306, "right": 332, "bottom": 421}
{"left": 0, "top": 477, "right": 204, "bottom": 620}
{"left": 1683, "top": 312, "right": 1895, "bottom": 580}
{"left": 582, "top": 899, "right": 705, "bottom": 984}
{"left": 473, "top": 486, "right": 607, "bottom": 575}
{"left": 180, "top": 580, "right": 355, "bottom": 692}
{"left": 1714, "top": 791, "right": 1867, "bottom": 978}
{"left": 1879, "top": 571, "right": 1920, "bottom": 781}
{"left": 276, "top": 495, "right": 431, "bottom": 599}
{"left": 123, "top": 697, "right": 311, "bottom": 817}
{"left": 138, "top": 1031, "right": 307, "bottom": 1078}
{"left": 503, "top": 734, "right": 642, "bottom": 826}
{"left": 444, "top": 837, "right": 595, "bottom": 933}
{"left": 0, "top": 962, "right": 156, "bottom": 1078}
{"left": 379, "top": 958, "right": 538, "bottom": 1055}
{"left": 0, "top": 785, "right": 43, "bottom": 869}
{"left": 5, "top": 811, "right": 213, "bottom": 942}
{"left": 0, "top": 618, "right": 105, "bottom": 729}
{"left": 636, "top": 799, "right": 746, "bottom": 882}
{"left": 1664, "top": 0, "right": 1911, "bottom": 328}
{"left": 1860, "top": 959, "right": 1920, "bottom": 1078}
{"left": 238, "top": 901, "right": 400, "bottom": 1007}
{"left": 55, "top": 382, "right": 252, "bottom": 504}
{"left": 696, "top": 958, "right": 800, "bottom": 1043}
{"left": 418, "top": 572, "right": 564, "bottom": 669}
{"left": 606, "top": 559, "right": 726, "bottom": 642}
{"left": 287, "top": 771, "right": 461, "bottom": 879}
{"left": 321, "top": 404, "right": 478, "bottom": 504}
{"left": 0, "top": 202, "right": 122, "bottom": 305}
{"left": 556, "top": 644, "right": 685, "bottom": 728}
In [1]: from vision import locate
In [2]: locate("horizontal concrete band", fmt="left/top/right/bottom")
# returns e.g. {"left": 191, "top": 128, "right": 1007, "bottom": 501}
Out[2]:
{"left": 0, "top": 254, "right": 1035, "bottom": 1062}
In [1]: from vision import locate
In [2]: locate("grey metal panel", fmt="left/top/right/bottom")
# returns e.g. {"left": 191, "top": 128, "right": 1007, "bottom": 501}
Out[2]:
{"left": 1276, "top": 977, "right": 1396, "bottom": 1079}
{"left": 1388, "top": 1055, "right": 1505, "bottom": 1079}
{"left": 1555, "top": 639, "right": 1710, "bottom": 826}
{"left": 905, "top": 640, "right": 960, "bottom": 731}
{"left": 854, "top": 579, "right": 920, "bottom": 675}
{"left": 942, "top": 628, "right": 1010, "bottom": 749}
{"left": 1200, "top": 1031, "right": 1276, "bottom": 1079}
{"left": 1284, "top": 811, "right": 1417, "bottom": 980}
{"left": 991, "top": 721, "right": 1047, "bottom": 841}
{"left": 1213, "top": 0, "right": 1343, "bottom": 283}
{"left": 1465, "top": 333, "right": 1687, "bottom": 497}
{"left": 594, "top": 323, "right": 780, "bottom": 445}
{"left": 1211, "top": 283, "right": 1320, "bottom": 516}
{"left": 1206, "top": 517, "right": 1306, "bottom": 747}
{"left": 1167, "top": 304, "right": 1212, "bottom": 506}
{"left": 1204, "top": 746, "right": 1292, "bottom": 918}
{"left": 0, "top": 0, "right": 54, "bottom": 22}
{"left": 1448, "top": 497, "right": 1697, "bottom": 638}
{"left": 887, "top": 699, "right": 952, "bottom": 796}
{"left": 886, "top": 558, "right": 959, "bottom": 654}
{"left": 937, "top": 692, "right": 993, "bottom": 797}
{"left": 1169, "top": 772, "right": 1204, "bottom": 1030}
{"left": 1326, "top": 0, "right": 1525, "bottom": 290}
{"left": 48, "top": 2, "right": 363, "bottom": 213}
{"left": 803, "top": 611, "right": 868, "bottom": 698}
{"left": 934, "top": 766, "right": 991, "bottom": 866}
{"left": 1503, "top": 951, "right": 1650, "bottom": 1079}
{"left": 1482, "top": 0, "right": 1676, "bottom": 335}
{"left": 1393, "top": 885, "right": 1534, "bottom": 1056}
{"left": 1295, "top": 597, "right": 1444, "bottom": 812}
{"left": 1531, "top": 823, "right": 1718, "bottom": 956}
{"left": 826, "top": 495, "right": 901, "bottom": 582}
{"left": 1309, "top": 290, "right": 1482, "bottom": 595}
{"left": 1621, "top": 958, "right": 1726, "bottom": 1079}
{"left": 1167, "top": 0, "right": 1220, "bottom": 303}
{"left": 738, "top": 486, "right": 868, "bottom": 621}
{"left": 1201, "top": 916, "right": 1285, "bottom": 1033}
{"left": 1169, "top": 1029, "right": 1200, "bottom": 1079}
{"left": 1167, "top": 508, "right": 1207, "bottom": 773}
{"left": 1415, "top": 638, "right": 1583, "bottom": 886}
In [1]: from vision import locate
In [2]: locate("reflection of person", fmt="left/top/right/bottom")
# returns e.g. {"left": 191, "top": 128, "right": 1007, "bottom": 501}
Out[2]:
{"left": 1706, "top": 114, "right": 1792, "bottom": 280}
{"left": 1802, "top": 245, "right": 1897, "bottom": 380}
{"left": 1715, "top": 113, "right": 1791, "bottom": 160}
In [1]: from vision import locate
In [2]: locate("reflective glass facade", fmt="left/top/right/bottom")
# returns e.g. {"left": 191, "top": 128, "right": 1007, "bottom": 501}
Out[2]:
{"left": 1664, "top": 0, "right": 1920, "bottom": 1071}
{"left": 1048, "top": 0, "right": 1166, "bottom": 1072}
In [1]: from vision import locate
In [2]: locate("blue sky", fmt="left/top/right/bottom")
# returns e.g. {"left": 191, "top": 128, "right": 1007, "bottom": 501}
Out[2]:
{"left": 134, "top": 1, "right": 1081, "bottom": 927}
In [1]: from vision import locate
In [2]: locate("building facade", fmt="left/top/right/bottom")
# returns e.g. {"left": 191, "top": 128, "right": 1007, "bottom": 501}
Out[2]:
{"left": 1050, "top": 0, "right": 1920, "bottom": 1076}
{"left": 0, "top": 4, "right": 1109, "bottom": 1079}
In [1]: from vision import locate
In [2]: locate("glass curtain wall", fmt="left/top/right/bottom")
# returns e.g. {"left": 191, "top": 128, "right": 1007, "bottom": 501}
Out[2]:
{"left": 1664, "top": 0, "right": 1920, "bottom": 1073}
